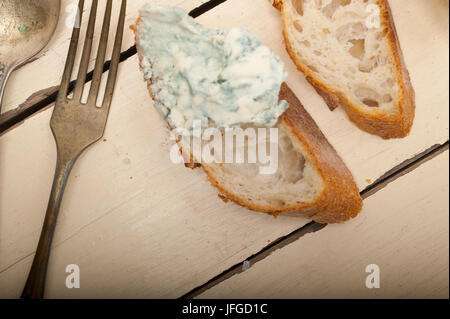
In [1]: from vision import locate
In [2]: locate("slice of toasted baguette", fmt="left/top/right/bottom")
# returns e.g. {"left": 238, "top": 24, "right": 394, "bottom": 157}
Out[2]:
{"left": 273, "top": 0, "right": 415, "bottom": 139}
{"left": 132, "top": 17, "right": 363, "bottom": 224}
{"left": 199, "top": 83, "right": 363, "bottom": 224}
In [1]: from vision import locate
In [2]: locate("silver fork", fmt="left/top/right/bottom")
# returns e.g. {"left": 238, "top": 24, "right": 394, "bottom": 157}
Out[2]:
{"left": 21, "top": 0, "right": 126, "bottom": 299}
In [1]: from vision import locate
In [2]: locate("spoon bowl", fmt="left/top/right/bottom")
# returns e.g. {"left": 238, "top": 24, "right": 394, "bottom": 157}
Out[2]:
{"left": 0, "top": 0, "right": 60, "bottom": 114}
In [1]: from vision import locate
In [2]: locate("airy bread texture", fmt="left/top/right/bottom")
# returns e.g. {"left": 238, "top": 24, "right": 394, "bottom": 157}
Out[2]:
{"left": 200, "top": 83, "right": 363, "bottom": 224}
{"left": 274, "top": 0, "right": 416, "bottom": 139}
{"left": 133, "top": 17, "right": 363, "bottom": 224}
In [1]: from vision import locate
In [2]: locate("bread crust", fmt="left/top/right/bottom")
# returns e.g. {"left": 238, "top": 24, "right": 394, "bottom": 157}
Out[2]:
{"left": 280, "top": 83, "right": 362, "bottom": 223}
{"left": 275, "top": 0, "right": 416, "bottom": 139}
{"left": 202, "top": 83, "right": 363, "bottom": 224}
{"left": 132, "top": 17, "right": 363, "bottom": 224}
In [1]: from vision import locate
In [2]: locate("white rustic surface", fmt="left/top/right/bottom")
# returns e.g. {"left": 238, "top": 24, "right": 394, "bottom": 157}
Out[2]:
{"left": 199, "top": 151, "right": 450, "bottom": 299}
{"left": 0, "top": 0, "right": 448, "bottom": 298}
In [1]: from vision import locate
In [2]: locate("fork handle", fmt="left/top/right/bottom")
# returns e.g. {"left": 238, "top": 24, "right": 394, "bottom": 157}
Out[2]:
{"left": 21, "top": 155, "right": 75, "bottom": 299}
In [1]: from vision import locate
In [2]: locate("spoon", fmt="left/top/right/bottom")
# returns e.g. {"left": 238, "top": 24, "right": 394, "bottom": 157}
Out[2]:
{"left": 0, "top": 0, "right": 60, "bottom": 114}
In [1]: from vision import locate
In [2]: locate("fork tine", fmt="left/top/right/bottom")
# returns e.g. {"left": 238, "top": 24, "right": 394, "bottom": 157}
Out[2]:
{"left": 57, "top": 0, "right": 85, "bottom": 101}
{"left": 87, "top": 0, "right": 113, "bottom": 105}
{"left": 72, "top": 0, "right": 98, "bottom": 102}
{"left": 102, "top": 0, "right": 126, "bottom": 109}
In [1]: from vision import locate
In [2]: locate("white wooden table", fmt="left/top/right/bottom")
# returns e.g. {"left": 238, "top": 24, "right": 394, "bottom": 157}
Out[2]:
{"left": 0, "top": 0, "right": 448, "bottom": 299}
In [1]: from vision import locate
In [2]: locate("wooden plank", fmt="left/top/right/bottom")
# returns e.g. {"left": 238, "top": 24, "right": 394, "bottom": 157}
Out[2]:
{"left": 198, "top": 151, "right": 449, "bottom": 299}
{"left": 0, "top": 0, "right": 448, "bottom": 298}
{"left": 0, "top": 0, "right": 206, "bottom": 115}
{"left": 184, "top": 142, "right": 449, "bottom": 298}
{"left": 183, "top": 221, "right": 327, "bottom": 298}
{"left": 360, "top": 142, "right": 449, "bottom": 199}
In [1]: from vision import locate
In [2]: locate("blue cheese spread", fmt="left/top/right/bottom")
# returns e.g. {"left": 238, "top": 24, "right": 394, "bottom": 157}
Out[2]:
{"left": 137, "top": 4, "right": 288, "bottom": 131}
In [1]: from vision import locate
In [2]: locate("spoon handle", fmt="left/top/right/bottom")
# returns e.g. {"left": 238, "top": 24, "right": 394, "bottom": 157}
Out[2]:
{"left": 0, "top": 63, "right": 10, "bottom": 114}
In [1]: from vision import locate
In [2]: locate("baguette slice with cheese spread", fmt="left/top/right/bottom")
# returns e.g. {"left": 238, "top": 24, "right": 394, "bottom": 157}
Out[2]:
{"left": 273, "top": 0, "right": 415, "bottom": 139}
{"left": 132, "top": 11, "right": 363, "bottom": 224}
{"left": 199, "top": 82, "right": 363, "bottom": 224}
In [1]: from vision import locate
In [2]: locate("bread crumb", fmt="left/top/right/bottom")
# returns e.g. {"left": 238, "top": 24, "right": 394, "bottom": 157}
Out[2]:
{"left": 366, "top": 179, "right": 372, "bottom": 184}
{"left": 185, "top": 162, "right": 201, "bottom": 169}
{"left": 218, "top": 194, "right": 230, "bottom": 203}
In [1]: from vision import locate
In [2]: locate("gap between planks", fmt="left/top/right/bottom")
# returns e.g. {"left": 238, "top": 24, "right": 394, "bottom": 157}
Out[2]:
{"left": 181, "top": 142, "right": 449, "bottom": 299}
{"left": 0, "top": 0, "right": 228, "bottom": 134}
